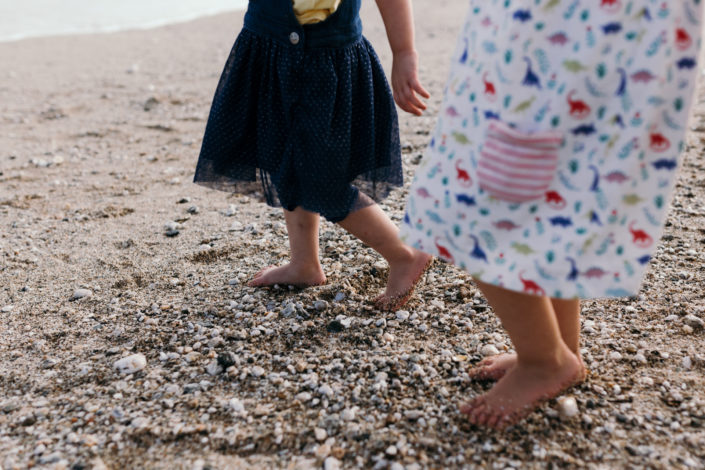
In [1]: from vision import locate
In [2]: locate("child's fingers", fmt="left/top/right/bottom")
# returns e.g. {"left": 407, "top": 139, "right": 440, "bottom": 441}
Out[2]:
{"left": 412, "top": 79, "right": 431, "bottom": 99}
{"left": 394, "top": 88, "right": 420, "bottom": 116}
{"left": 397, "top": 81, "right": 429, "bottom": 116}
{"left": 402, "top": 93, "right": 424, "bottom": 116}
{"left": 406, "top": 87, "right": 427, "bottom": 111}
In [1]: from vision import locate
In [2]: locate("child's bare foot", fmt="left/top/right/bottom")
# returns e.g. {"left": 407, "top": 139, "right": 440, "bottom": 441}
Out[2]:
{"left": 468, "top": 353, "right": 587, "bottom": 383}
{"left": 460, "top": 348, "right": 584, "bottom": 429}
{"left": 374, "top": 250, "right": 434, "bottom": 311}
{"left": 247, "top": 263, "right": 326, "bottom": 288}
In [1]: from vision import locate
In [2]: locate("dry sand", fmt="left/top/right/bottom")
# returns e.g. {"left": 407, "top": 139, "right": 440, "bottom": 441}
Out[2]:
{"left": 1, "top": 1, "right": 704, "bottom": 468}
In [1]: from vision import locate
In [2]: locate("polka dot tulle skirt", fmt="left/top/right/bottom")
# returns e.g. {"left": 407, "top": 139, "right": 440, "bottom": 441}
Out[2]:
{"left": 194, "top": 29, "right": 402, "bottom": 222}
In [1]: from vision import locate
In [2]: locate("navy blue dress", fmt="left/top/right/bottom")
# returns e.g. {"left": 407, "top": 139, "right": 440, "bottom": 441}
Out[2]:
{"left": 194, "top": 0, "right": 402, "bottom": 222}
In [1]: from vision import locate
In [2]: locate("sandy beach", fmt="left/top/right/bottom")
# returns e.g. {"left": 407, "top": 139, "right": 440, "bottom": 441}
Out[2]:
{"left": 1, "top": 1, "right": 705, "bottom": 468}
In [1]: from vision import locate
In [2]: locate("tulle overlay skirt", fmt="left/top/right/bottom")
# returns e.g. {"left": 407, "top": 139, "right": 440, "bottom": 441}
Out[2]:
{"left": 194, "top": 29, "right": 402, "bottom": 222}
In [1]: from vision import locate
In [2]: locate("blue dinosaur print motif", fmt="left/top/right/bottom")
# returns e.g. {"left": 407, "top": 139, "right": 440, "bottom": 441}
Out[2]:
{"left": 400, "top": 0, "right": 704, "bottom": 299}
{"left": 521, "top": 57, "right": 542, "bottom": 89}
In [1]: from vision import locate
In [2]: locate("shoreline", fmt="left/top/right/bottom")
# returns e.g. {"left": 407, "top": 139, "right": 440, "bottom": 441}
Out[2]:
{"left": 0, "top": 4, "right": 246, "bottom": 44}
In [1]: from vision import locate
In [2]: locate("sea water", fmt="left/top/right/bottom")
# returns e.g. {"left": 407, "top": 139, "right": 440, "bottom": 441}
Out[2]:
{"left": 0, "top": 0, "right": 247, "bottom": 42}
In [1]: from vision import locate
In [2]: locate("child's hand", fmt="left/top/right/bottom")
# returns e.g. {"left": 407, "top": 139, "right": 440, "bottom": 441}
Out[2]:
{"left": 391, "top": 50, "right": 430, "bottom": 116}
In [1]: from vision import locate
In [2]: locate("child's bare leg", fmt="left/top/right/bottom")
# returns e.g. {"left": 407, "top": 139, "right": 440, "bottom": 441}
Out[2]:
{"left": 460, "top": 280, "right": 584, "bottom": 428}
{"left": 248, "top": 207, "right": 326, "bottom": 287}
{"left": 469, "top": 297, "right": 583, "bottom": 382}
{"left": 337, "top": 202, "right": 432, "bottom": 309}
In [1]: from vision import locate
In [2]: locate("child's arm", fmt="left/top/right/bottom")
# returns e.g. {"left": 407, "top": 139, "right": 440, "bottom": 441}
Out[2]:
{"left": 375, "top": 0, "right": 429, "bottom": 116}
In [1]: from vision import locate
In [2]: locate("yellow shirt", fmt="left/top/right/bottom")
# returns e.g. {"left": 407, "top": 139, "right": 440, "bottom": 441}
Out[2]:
{"left": 292, "top": 0, "right": 341, "bottom": 25}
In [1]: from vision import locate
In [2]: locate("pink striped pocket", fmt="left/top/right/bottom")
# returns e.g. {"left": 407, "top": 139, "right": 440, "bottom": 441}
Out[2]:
{"left": 478, "top": 122, "right": 563, "bottom": 203}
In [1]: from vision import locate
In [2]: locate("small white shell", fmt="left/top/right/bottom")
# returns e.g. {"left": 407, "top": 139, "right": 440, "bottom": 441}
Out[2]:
{"left": 557, "top": 396, "right": 579, "bottom": 419}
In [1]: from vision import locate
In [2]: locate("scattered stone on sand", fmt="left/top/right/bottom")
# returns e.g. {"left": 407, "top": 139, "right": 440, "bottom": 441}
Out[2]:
{"left": 480, "top": 344, "right": 500, "bottom": 357}
{"left": 114, "top": 354, "right": 147, "bottom": 374}
{"left": 684, "top": 314, "right": 704, "bottom": 330}
{"left": 323, "top": 457, "right": 341, "bottom": 470}
{"left": 557, "top": 396, "right": 579, "bottom": 420}
{"left": 70, "top": 288, "right": 92, "bottom": 301}
{"left": 3, "top": 4, "right": 705, "bottom": 469}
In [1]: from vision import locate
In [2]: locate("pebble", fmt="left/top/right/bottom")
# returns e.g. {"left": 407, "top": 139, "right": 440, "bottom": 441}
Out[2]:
{"left": 341, "top": 408, "right": 356, "bottom": 421}
{"left": 296, "top": 392, "right": 312, "bottom": 402}
{"left": 229, "top": 398, "right": 245, "bottom": 415}
{"left": 41, "top": 358, "right": 57, "bottom": 369}
{"left": 314, "top": 300, "right": 329, "bottom": 311}
{"left": 91, "top": 457, "right": 109, "bottom": 470}
{"left": 251, "top": 366, "right": 265, "bottom": 378}
{"left": 164, "top": 221, "right": 179, "bottom": 231}
{"left": 318, "top": 384, "right": 334, "bottom": 398}
{"left": 217, "top": 351, "right": 237, "bottom": 368}
{"left": 114, "top": 354, "right": 147, "bottom": 374}
{"left": 334, "top": 292, "right": 346, "bottom": 302}
{"left": 639, "top": 377, "right": 654, "bottom": 386}
{"left": 187, "top": 205, "right": 199, "bottom": 214}
{"left": 326, "top": 320, "right": 345, "bottom": 333}
{"left": 683, "top": 315, "right": 704, "bottom": 329}
{"left": 558, "top": 397, "right": 580, "bottom": 420}
{"left": 396, "top": 310, "right": 410, "bottom": 321}
{"left": 609, "top": 351, "right": 623, "bottom": 361}
{"left": 314, "top": 427, "right": 328, "bottom": 441}
{"left": 323, "top": 457, "right": 341, "bottom": 470}
{"left": 481, "top": 345, "right": 500, "bottom": 357}
{"left": 682, "top": 356, "right": 693, "bottom": 370}
{"left": 1, "top": 305, "right": 13, "bottom": 313}
{"left": 385, "top": 445, "right": 398, "bottom": 456}
{"left": 70, "top": 289, "right": 92, "bottom": 301}
{"left": 205, "top": 361, "right": 223, "bottom": 376}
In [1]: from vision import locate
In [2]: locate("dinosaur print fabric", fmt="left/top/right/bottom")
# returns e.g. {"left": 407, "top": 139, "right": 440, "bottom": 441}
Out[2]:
{"left": 400, "top": 0, "right": 703, "bottom": 298}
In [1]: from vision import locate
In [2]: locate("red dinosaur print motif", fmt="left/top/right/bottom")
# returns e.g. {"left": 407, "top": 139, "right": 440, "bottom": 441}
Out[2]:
{"left": 629, "top": 221, "right": 653, "bottom": 248}
{"left": 435, "top": 237, "right": 454, "bottom": 264}
{"left": 600, "top": 0, "right": 621, "bottom": 13}
{"left": 604, "top": 171, "right": 629, "bottom": 183}
{"left": 675, "top": 27, "right": 692, "bottom": 51}
{"left": 545, "top": 190, "right": 567, "bottom": 209}
{"left": 482, "top": 72, "right": 497, "bottom": 101}
{"left": 416, "top": 187, "right": 433, "bottom": 199}
{"left": 581, "top": 267, "right": 610, "bottom": 279}
{"left": 631, "top": 70, "right": 657, "bottom": 83}
{"left": 548, "top": 32, "right": 569, "bottom": 45}
{"left": 567, "top": 90, "right": 591, "bottom": 119}
{"left": 493, "top": 220, "right": 521, "bottom": 230}
{"left": 455, "top": 160, "right": 473, "bottom": 187}
{"left": 649, "top": 131, "right": 670, "bottom": 152}
{"left": 519, "top": 271, "right": 545, "bottom": 296}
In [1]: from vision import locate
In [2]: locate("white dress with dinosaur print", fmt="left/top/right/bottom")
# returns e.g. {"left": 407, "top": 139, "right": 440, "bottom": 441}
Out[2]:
{"left": 401, "top": 0, "right": 703, "bottom": 298}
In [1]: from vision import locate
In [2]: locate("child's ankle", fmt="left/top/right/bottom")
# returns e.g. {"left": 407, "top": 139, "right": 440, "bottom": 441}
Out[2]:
{"left": 517, "top": 345, "right": 578, "bottom": 371}
{"left": 291, "top": 261, "right": 323, "bottom": 273}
